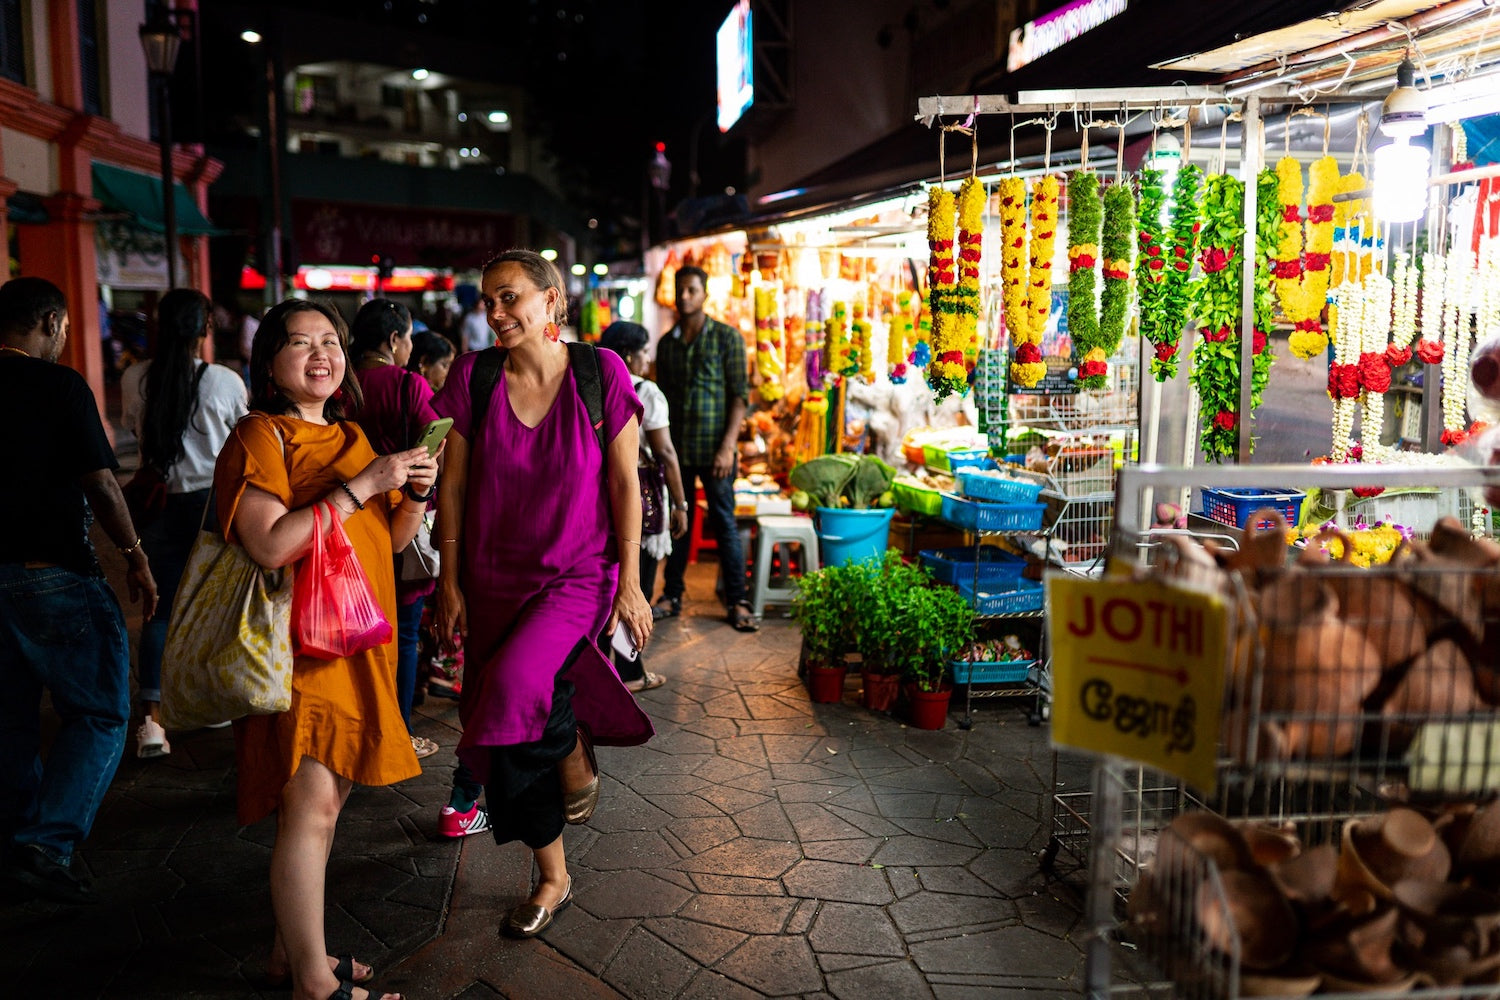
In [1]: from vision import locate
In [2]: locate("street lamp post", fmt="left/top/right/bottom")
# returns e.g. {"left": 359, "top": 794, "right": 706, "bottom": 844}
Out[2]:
{"left": 140, "top": 10, "right": 183, "bottom": 289}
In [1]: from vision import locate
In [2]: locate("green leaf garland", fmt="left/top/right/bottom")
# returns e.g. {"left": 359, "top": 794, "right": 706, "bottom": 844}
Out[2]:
{"left": 1139, "top": 164, "right": 1204, "bottom": 381}
{"left": 1066, "top": 172, "right": 1103, "bottom": 385}
{"left": 1188, "top": 174, "right": 1245, "bottom": 464}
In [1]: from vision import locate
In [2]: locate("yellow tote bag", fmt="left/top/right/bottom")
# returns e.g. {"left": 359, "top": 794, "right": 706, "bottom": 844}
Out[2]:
{"left": 159, "top": 523, "right": 292, "bottom": 730}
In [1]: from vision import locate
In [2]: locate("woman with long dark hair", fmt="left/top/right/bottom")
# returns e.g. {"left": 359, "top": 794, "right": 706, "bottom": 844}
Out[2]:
{"left": 120, "top": 289, "right": 247, "bottom": 758}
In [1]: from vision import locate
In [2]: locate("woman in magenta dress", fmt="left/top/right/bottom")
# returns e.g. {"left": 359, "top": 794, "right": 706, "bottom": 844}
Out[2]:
{"left": 432, "top": 249, "right": 653, "bottom": 938}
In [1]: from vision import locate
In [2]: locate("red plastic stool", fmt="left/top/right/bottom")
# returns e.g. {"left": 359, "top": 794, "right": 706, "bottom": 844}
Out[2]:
{"left": 687, "top": 487, "right": 716, "bottom": 564}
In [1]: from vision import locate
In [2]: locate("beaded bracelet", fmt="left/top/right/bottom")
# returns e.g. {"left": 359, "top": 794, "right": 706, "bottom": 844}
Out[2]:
{"left": 338, "top": 481, "right": 364, "bottom": 511}
{"left": 118, "top": 536, "right": 143, "bottom": 556}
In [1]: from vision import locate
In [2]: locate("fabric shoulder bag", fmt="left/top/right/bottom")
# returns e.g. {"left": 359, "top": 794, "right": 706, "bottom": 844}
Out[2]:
{"left": 396, "top": 370, "right": 440, "bottom": 582}
{"left": 632, "top": 377, "right": 667, "bottom": 537}
{"left": 158, "top": 420, "right": 292, "bottom": 729}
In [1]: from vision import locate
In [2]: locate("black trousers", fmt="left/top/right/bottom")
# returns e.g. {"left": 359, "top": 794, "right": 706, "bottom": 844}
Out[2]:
{"left": 483, "top": 644, "right": 583, "bottom": 850}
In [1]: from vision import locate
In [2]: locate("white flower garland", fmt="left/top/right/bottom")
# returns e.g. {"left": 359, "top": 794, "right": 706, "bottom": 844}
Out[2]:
{"left": 1481, "top": 236, "right": 1500, "bottom": 343}
{"left": 1444, "top": 256, "right": 1474, "bottom": 435}
{"left": 1391, "top": 251, "right": 1417, "bottom": 349}
{"left": 1361, "top": 271, "right": 1393, "bottom": 446}
{"left": 1422, "top": 252, "right": 1447, "bottom": 343}
{"left": 1331, "top": 282, "right": 1360, "bottom": 461}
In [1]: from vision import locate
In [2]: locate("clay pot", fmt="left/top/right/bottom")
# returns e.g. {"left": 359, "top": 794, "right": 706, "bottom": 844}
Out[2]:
{"left": 1305, "top": 905, "right": 1403, "bottom": 984}
{"left": 1238, "top": 822, "right": 1301, "bottom": 867}
{"left": 1238, "top": 971, "right": 1321, "bottom": 997}
{"left": 1336, "top": 810, "right": 1453, "bottom": 907}
{"left": 1156, "top": 813, "right": 1253, "bottom": 887}
{"left": 1392, "top": 878, "right": 1500, "bottom": 955}
{"left": 1458, "top": 800, "right": 1500, "bottom": 880}
{"left": 1271, "top": 843, "right": 1338, "bottom": 907}
{"left": 1196, "top": 867, "right": 1298, "bottom": 970}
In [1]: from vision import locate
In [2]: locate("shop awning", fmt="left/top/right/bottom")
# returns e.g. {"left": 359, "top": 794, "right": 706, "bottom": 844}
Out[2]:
{"left": 5, "top": 191, "right": 48, "bottom": 224}
{"left": 91, "top": 162, "right": 224, "bottom": 236}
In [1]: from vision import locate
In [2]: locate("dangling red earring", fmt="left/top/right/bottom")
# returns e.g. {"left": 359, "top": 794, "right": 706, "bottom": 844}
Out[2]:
{"left": 332, "top": 386, "right": 345, "bottom": 402}
{"left": 545, "top": 321, "right": 561, "bottom": 342}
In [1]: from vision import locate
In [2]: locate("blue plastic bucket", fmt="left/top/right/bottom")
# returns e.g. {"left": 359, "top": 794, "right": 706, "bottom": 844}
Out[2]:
{"left": 815, "top": 507, "right": 895, "bottom": 567}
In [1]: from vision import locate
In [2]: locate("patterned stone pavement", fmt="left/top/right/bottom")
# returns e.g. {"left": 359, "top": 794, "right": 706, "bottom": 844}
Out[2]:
{"left": 2, "top": 553, "right": 1094, "bottom": 999}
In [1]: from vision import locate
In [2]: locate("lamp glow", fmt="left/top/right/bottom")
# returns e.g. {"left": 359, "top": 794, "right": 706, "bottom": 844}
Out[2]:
{"left": 240, "top": 29, "right": 262, "bottom": 44}
{"left": 1373, "top": 139, "right": 1430, "bottom": 224}
{"left": 488, "top": 110, "right": 509, "bottom": 124}
{"left": 540, "top": 248, "right": 558, "bottom": 261}
{"left": 570, "top": 263, "right": 587, "bottom": 276}
{"left": 411, "top": 68, "right": 430, "bottom": 81}
{"left": 592, "top": 263, "right": 608, "bottom": 276}
{"left": 618, "top": 297, "right": 636, "bottom": 320}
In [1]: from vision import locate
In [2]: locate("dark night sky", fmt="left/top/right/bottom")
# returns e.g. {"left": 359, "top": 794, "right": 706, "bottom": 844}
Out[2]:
{"left": 196, "top": 0, "right": 745, "bottom": 242}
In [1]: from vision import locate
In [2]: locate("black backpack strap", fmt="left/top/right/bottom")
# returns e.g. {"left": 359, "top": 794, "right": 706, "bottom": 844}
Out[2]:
{"left": 567, "top": 341, "right": 607, "bottom": 454}
{"left": 467, "top": 346, "right": 507, "bottom": 443}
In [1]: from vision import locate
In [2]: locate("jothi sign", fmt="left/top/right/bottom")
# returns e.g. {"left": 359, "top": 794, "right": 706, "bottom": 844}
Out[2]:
{"left": 1047, "top": 576, "right": 1226, "bottom": 792}
{"left": 1007, "top": 0, "right": 1129, "bottom": 73}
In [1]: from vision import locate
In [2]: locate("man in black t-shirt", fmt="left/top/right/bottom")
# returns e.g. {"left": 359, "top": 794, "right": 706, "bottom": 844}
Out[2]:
{"left": 0, "top": 277, "right": 157, "bottom": 905}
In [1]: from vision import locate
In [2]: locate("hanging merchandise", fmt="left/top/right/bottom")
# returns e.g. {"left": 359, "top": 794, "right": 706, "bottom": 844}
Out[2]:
{"left": 1002, "top": 175, "right": 1057, "bottom": 388}
{"left": 1357, "top": 270, "right": 1395, "bottom": 448}
{"left": 851, "top": 298, "right": 874, "bottom": 383}
{"left": 655, "top": 250, "right": 679, "bottom": 308}
{"left": 1418, "top": 252, "right": 1447, "bottom": 366}
{"left": 1442, "top": 253, "right": 1475, "bottom": 443}
{"left": 890, "top": 290, "right": 915, "bottom": 383}
{"left": 1326, "top": 163, "right": 1367, "bottom": 345}
{"left": 1097, "top": 182, "right": 1137, "bottom": 385}
{"left": 913, "top": 289, "right": 933, "bottom": 369}
{"left": 925, "top": 184, "right": 959, "bottom": 399}
{"left": 804, "top": 289, "right": 829, "bottom": 417}
{"left": 754, "top": 284, "right": 786, "bottom": 402}
{"left": 1251, "top": 168, "right": 1280, "bottom": 432}
{"left": 827, "top": 300, "right": 854, "bottom": 380}
{"left": 1278, "top": 156, "right": 1339, "bottom": 360}
{"left": 1136, "top": 163, "right": 1203, "bottom": 381}
{"left": 942, "top": 173, "right": 984, "bottom": 396}
{"left": 1328, "top": 280, "right": 1362, "bottom": 461}
{"left": 1387, "top": 251, "right": 1417, "bottom": 368}
{"left": 1188, "top": 174, "right": 1250, "bottom": 463}
{"left": 1067, "top": 171, "right": 1105, "bottom": 384}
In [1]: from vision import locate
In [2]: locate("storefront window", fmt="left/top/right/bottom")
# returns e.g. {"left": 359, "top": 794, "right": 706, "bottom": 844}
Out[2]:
{"left": 0, "top": 0, "right": 24, "bottom": 85}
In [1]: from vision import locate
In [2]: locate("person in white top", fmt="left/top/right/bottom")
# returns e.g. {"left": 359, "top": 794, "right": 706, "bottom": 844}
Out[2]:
{"left": 120, "top": 289, "right": 249, "bottom": 757}
{"left": 598, "top": 321, "right": 688, "bottom": 692}
{"left": 459, "top": 298, "right": 490, "bottom": 353}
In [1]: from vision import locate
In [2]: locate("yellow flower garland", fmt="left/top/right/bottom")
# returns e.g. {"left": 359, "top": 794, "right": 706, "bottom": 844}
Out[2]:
{"left": 1280, "top": 156, "right": 1339, "bottom": 360}
{"left": 753, "top": 285, "right": 785, "bottom": 402}
{"left": 1005, "top": 174, "right": 1057, "bottom": 388}
{"left": 944, "top": 175, "right": 984, "bottom": 387}
{"left": 851, "top": 299, "right": 873, "bottom": 382}
{"left": 925, "top": 183, "right": 968, "bottom": 398}
{"left": 889, "top": 290, "right": 915, "bottom": 382}
{"left": 998, "top": 177, "right": 1028, "bottom": 342}
{"left": 825, "top": 300, "right": 850, "bottom": 380}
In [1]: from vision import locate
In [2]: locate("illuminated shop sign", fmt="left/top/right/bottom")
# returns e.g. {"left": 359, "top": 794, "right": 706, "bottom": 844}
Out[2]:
{"left": 1008, "top": 0, "right": 1129, "bottom": 73}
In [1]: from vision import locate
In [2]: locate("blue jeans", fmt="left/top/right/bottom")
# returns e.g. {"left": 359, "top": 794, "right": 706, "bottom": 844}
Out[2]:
{"left": 662, "top": 467, "right": 747, "bottom": 608}
{"left": 0, "top": 564, "right": 131, "bottom": 863}
{"left": 136, "top": 489, "right": 209, "bottom": 706}
{"left": 397, "top": 595, "right": 425, "bottom": 731}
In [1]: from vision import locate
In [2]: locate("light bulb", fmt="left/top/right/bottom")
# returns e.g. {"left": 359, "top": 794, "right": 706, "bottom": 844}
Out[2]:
{"left": 1373, "top": 138, "right": 1430, "bottom": 224}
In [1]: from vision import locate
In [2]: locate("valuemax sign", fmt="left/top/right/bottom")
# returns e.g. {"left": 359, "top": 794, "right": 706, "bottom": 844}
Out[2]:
{"left": 1046, "top": 576, "right": 1227, "bottom": 792}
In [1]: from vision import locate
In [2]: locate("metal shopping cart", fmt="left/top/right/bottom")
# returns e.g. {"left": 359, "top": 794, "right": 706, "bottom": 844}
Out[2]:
{"left": 1052, "top": 463, "right": 1500, "bottom": 1000}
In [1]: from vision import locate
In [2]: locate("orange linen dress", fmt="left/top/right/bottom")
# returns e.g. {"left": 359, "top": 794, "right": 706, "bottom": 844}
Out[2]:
{"left": 214, "top": 413, "right": 420, "bottom": 825}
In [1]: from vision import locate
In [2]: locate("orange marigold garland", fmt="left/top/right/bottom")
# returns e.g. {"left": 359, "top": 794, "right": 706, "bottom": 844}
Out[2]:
{"left": 936, "top": 174, "right": 983, "bottom": 398}
{"left": 1006, "top": 175, "right": 1056, "bottom": 388}
{"left": 925, "top": 185, "right": 959, "bottom": 398}
{"left": 1281, "top": 156, "right": 1339, "bottom": 360}
{"left": 753, "top": 285, "right": 785, "bottom": 402}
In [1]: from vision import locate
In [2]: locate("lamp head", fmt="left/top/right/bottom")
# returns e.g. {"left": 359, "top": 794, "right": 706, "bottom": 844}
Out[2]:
{"left": 139, "top": 10, "right": 182, "bottom": 76}
{"left": 1380, "top": 56, "right": 1427, "bottom": 139}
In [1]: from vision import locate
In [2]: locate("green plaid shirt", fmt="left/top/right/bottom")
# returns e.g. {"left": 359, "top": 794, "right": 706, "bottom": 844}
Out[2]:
{"left": 656, "top": 316, "right": 749, "bottom": 469}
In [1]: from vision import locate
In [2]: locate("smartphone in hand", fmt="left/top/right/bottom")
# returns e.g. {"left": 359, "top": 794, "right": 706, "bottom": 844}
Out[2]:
{"left": 415, "top": 417, "right": 454, "bottom": 456}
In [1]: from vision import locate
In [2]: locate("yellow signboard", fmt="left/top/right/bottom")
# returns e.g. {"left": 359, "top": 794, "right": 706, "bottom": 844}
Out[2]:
{"left": 1046, "top": 576, "right": 1227, "bottom": 793}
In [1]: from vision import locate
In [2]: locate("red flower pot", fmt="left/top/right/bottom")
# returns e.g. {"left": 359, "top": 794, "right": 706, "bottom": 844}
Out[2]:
{"left": 807, "top": 664, "right": 848, "bottom": 703}
{"left": 905, "top": 683, "right": 953, "bottom": 730}
{"left": 861, "top": 671, "right": 901, "bottom": 712}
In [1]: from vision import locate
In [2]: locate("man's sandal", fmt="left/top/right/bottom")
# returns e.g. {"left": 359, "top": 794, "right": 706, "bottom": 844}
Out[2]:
{"left": 651, "top": 596, "right": 681, "bottom": 620}
{"left": 264, "top": 954, "right": 372, "bottom": 990}
{"left": 728, "top": 603, "right": 760, "bottom": 633}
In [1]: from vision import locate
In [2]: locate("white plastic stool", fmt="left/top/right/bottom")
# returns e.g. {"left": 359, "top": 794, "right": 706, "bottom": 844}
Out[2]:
{"left": 750, "top": 515, "right": 820, "bottom": 617}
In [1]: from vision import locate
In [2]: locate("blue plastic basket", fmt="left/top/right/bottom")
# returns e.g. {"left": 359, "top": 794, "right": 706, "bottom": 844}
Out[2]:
{"left": 1200, "top": 487, "right": 1306, "bottom": 530}
{"left": 948, "top": 658, "right": 1037, "bottom": 684}
{"left": 957, "top": 471, "right": 1045, "bottom": 504}
{"left": 918, "top": 547, "right": 1026, "bottom": 590}
{"left": 946, "top": 448, "right": 992, "bottom": 473}
{"left": 940, "top": 495, "right": 1047, "bottom": 533}
{"left": 955, "top": 578, "right": 1045, "bottom": 615}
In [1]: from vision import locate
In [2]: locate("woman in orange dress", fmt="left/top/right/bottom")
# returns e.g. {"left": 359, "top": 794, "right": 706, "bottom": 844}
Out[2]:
{"left": 214, "top": 299, "right": 437, "bottom": 1000}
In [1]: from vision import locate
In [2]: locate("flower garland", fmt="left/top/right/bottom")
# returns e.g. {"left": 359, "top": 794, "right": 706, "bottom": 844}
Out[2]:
{"left": 1442, "top": 256, "right": 1474, "bottom": 441}
{"left": 935, "top": 173, "right": 983, "bottom": 398}
{"left": 1066, "top": 172, "right": 1105, "bottom": 385}
{"left": 1006, "top": 175, "right": 1057, "bottom": 388}
{"left": 1326, "top": 168, "right": 1366, "bottom": 345}
{"left": 803, "top": 290, "right": 829, "bottom": 416}
{"left": 1250, "top": 168, "right": 1280, "bottom": 433}
{"left": 1357, "top": 271, "right": 1394, "bottom": 447}
{"left": 1387, "top": 251, "right": 1416, "bottom": 367}
{"left": 1139, "top": 164, "right": 1203, "bottom": 381}
{"left": 1091, "top": 182, "right": 1136, "bottom": 390}
{"left": 889, "top": 290, "right": 915, "bottom": 383}
{"left": 1188, "top": 174, "right": 1248, "bottom": 463}
{"left": 1419, "top": 252, "right": 1447, "bottom": 366}
{"left": 825, "top": 300, "right": 851, "bottom": 382}
{"left": 1328, "top": 281, "right": 1361, "bottom": 461}
{"left": 753, "top": 284, "right": 785, "bottom": 402}
{"left": 925, "top": 185, "right": 962, "bottom": 399}
{"left": 1280, "top": 157, "right": 1339, "bottom": 360}
{"left": 850, "top": 299, "right": 872, "bottom": 382}
{"left": 914, "top": 290, "right": 932, "bottom": 368}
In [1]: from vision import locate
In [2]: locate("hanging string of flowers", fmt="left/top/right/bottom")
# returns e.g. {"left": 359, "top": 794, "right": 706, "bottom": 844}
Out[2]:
{"left": 1188, "top": 173, "right": 1247, "bottom": 463}
{"left": 1327, "top": 168, "right": 1366, "bottom": 346}
{"left": 1066, "top": 171, "right": 1105, "bottom": 385}
{"left": 1280, "top": 157, "right": 1339, "bottom": 360}
{"left": 825, "top": 300, "right": 851, "bottom": 382}
{"left": 1387, "top": 251, "right": 1417, "bottom": 368}
{"left": 753, "top": 284, "right": 785, "bottom": 402}
{"left": 925, "top": 184, "right": 965, "bottom": 399}
{"left": 1250, "top": 168, "right": 1280, "bottom": 433}
{"left": 1005, "top": 175, "right": 1057, "bottom": 388}
{"left": 850, "top": 299, "right": 872, "bottom": 382}
{"left": 889, "top": 290, "right": 915, "bottom": 383}
{"left": 1328, "top": 281, "right": 1362, "bottom": 461}
{"left": 914, "top": 290, "right": 932, "bottom": 368}
{"left": 1095, "top": 182, "right": 1137, "bottom": 389}
{"left": 957, "top": 175, "right": 984, "bottom": 373}
{"left": 1139, "top": 163, "right": 1204, "bottom": 380}
{"left": 1442, "top": 257, "right": 1474, "bottom": 442}
{"left": 1419, "top": 252, "right": 1447, "bottom": 366}
{"left": 1358, "top": 271, "right": 1394, "bottom": 448}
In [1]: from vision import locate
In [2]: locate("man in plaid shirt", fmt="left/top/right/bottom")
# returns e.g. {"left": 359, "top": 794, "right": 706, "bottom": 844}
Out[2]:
{"left": 652, "top": 266, "right": 757, "bottom": 631}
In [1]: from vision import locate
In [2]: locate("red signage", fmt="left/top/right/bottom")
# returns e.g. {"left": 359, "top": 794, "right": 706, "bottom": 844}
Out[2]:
{"left": 292, "top": 201, "right": 515, "bottom": 271}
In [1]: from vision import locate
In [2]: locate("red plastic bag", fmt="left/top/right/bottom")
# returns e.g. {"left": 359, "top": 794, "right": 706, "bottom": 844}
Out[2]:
{"left": 292, "top": 501, "right": 392, "bottom": 659}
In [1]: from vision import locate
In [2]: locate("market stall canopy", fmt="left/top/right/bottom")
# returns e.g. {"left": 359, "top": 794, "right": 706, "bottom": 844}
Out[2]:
{"left": 91, "top": 162, "right": 224, "bottom": 236}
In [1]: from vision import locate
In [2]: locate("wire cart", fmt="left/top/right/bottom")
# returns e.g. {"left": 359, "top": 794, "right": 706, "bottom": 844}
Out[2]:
{"left": 1050, "top": 463, "right": 1500, "bottom": 1000}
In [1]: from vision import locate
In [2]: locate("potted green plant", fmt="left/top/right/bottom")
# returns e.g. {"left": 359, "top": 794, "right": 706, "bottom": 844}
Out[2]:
{"left": 890, "top": 584, "right": 975, "bottom": 729}
{"left": 792, "top": 563, "right": 857, "bottom": 703}
{"left": 789, "top": 454, "right": 898, "bottom": 567}
{"left": 849, "top": 550, "right": 928, "bottom": 712}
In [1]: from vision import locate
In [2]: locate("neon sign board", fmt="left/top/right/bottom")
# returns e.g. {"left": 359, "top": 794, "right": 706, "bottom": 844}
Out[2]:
{"left": 1008, "top": 0, "right": 1129, "bottom": 74}
{"left": 716, "top": 0, "right": 753, "bottom": 133}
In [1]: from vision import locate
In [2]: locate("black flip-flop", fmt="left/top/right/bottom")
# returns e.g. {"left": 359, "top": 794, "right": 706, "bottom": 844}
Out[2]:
{"left": 728, "top": 604, "right": 760, "bottom": 633}
{"left": 651, "top": 596, "right": 681, "bottom": 620}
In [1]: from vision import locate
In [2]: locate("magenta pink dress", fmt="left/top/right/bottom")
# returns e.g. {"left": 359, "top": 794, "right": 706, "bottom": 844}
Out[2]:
{"left": 432, "top": 348, "right": 653, "bottom": 782}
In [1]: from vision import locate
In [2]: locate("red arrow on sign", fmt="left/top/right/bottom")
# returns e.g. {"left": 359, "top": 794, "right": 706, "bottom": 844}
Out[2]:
{"left": 1085, "top": 656, "right": 1190, "bottom": 686}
